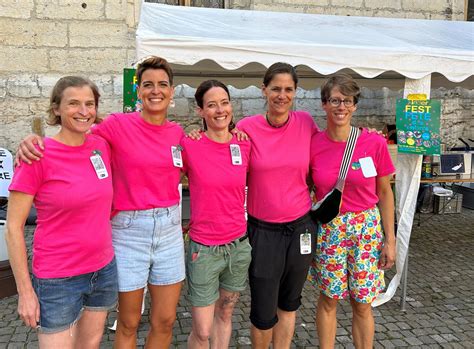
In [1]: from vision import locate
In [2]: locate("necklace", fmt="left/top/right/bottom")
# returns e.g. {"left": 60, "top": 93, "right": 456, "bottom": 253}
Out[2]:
{"left": 265, "top": 113, "right": 290, "bottom": 128}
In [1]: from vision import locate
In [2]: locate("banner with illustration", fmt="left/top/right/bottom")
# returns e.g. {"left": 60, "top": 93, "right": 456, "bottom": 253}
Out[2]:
{"left": 396, "top": 99, "right": 441, "bottom": 155}
{"left": 123, "top": 68, "right": 139, "bottom": 113}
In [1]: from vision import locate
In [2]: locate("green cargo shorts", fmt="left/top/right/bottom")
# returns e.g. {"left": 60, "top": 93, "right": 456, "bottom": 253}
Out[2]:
{"left": 186, "top": 236, "right": 252, "bottom": 307}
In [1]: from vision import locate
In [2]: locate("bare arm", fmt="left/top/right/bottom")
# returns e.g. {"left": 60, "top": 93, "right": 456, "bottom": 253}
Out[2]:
{"left": 14, "top": 134, "right": 45, "bottom": 166}
{"left": 5, "top": 192, "right": 40, "bottom": 328}
{"left": 376, "top": 175, "right": 396, "bottom": 270}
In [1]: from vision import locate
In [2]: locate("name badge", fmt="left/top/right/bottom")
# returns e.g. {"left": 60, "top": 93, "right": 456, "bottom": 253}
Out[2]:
{"left": 359, "top": 157, "right": 377, "bottom": 178}
{"left": 229, "top": 144, "right": 242, "bottom": 165}
{"left": 300, "top": 231, "right": 311, "bottom": 254}
{"left": 171, "top": 146, "right": 183, "bottom": 168}
{"left": 90, "top": 154, "right": 108, "bottom": 179}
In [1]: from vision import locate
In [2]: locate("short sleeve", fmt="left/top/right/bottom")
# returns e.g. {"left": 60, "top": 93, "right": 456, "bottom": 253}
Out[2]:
{"left": 9, "top": 159, "right": 44, "bottom": 196}
{"left": 375, "top": 138, "right": 396, "bottom": 177}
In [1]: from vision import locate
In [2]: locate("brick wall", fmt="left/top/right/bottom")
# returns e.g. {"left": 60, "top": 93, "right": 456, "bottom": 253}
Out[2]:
{"left": 0, "top": 0, "right": 472, "bottom": 152}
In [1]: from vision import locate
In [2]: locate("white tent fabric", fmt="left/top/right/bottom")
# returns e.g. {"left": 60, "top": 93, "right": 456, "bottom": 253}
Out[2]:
{"left": 135, "top": 2, "right": 474, "bottom": 308}
{"left": 137, "top": 3, "right": 474, "bottom": 83}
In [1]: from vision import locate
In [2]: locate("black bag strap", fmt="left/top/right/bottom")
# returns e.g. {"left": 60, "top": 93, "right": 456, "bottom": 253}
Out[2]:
{"left": 335, "top": 126, "right": 361, "bottom": 189}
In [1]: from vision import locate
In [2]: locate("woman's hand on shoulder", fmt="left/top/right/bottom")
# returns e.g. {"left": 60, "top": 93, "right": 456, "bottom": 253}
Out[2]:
{"left": 231, "top": 128, "right": 249, "bottom": 141}
{"left": 186, "top": 128, "right": 203, "bottom": 141}
{"left": 15, "top": 134, "right": 45, "bottom": 166}
{"left": 366, "top": 127, "right": 384, "bottom": 137}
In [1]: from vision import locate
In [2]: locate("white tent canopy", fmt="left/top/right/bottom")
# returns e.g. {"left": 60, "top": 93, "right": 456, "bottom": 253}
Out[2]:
{"left": 137, "top": 2, "right": 474, "bottom": 89}
{"left": 135, "top": 2, "right": 474, "bottom": 308}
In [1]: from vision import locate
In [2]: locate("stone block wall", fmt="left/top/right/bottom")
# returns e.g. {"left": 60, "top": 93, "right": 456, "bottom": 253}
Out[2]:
{"left": 0, "top": 0, "right": 472, "bottom": 153}
{"left": 237, "top": 0, "right": 466, "bottom": 20}
{"left": 0, "top": 0, "right": 138, "bottom": 151}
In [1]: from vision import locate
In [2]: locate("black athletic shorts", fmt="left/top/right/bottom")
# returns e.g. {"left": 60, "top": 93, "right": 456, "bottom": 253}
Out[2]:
{"left": 247, "top": 212, "right": 317, "bottom": 330}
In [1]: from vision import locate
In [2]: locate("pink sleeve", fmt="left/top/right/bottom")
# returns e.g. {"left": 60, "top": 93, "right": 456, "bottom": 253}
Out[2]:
{"left": 91, "top": 114, "right": 116, "bottom": 143}
{"left": 9, "top": 159, "right": 43, "bottom": 196}
{"left": 376, "top": 138, "right": 396, "bottom": 177}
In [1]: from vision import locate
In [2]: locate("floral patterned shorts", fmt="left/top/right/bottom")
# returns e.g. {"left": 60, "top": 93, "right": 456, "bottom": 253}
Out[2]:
{"left": 308, "top": 206, "right": 385, "bottom": 304}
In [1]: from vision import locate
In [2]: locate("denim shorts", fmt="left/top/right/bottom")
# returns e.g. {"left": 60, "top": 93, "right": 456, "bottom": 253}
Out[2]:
{"left": 186, "top": 235, "right": 252, "bottom": 307}
{"left": 32, "top": 257, "right": 118, "bottom": 334}
{"left": 111, "top": 204, "right": 185, "bottom": 292}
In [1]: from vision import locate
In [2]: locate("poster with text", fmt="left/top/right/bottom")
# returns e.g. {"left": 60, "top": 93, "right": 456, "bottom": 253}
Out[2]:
{"left": 396, "top": 99, "right": 441, "bottom": 155}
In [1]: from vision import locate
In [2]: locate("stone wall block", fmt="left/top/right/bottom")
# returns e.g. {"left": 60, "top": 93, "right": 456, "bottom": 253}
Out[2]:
{"left": 231, "top": 99, "right": 243, "bottom": 118}
{"left": 36, "top": 0, "right": 104, "bottom": 20}
{"left": 37, "top": 74, "right": 64, "bottom": 97}
{"left": 331, "top": 0, "right": 363, "bottom": 7}
{"left": 7, "top": 75, "right": 41, "bottom": 98}
{"left": 295, "top": 98, "right": 317, "bottom": 115}
{"left": 88, "top": 75, "right": 114, "bottom": 97}
{"left": 69, "top": 22, "right": 130, "bottom": 48}
{"left": 0, "top": 0, "right": 34, "bottom": 19}
{"left": 168, "top": 98, "right": 190, "bottom": 118}
{"left": 49, "top": 49, "right": 127, "bottom": 74}
{"left": 364, "top": 0, "right": 401, "bottom": 10}
{"left": 28, "top": 98, "right": 51, "bottom": 117}
{"left": 242, "top": 98, "right": 265, "bottom": 116}
{"left": 0, "top": 98, "right": 32, "bottom": 117}
{"left": 0, "top": 78, "right": 7, "bottom": 99}
{"left": 113, "top": 75, "right": 125, "bottom": 96}
{"left": 106, "top": 0, "right": 127, "bottom": 20}
{"left": 100, "top": 98, "right": 123, "bottom": 116}
{"left": 181, "top": 85, "right": 197, "bottom": 99}
{"left": 402, "top": 0, "right": 448, "bottom": 13}
{"left": 228, "top": 0, "right": 252, "bottom": 9}
{"left": 0, "top": 47, "right": 49, "bottom": 72}
{"left": 0, "top": 19, "right": 68, "bottom": 47}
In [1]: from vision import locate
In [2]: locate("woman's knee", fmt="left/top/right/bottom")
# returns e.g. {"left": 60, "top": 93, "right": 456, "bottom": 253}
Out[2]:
{"left": 150, "top": 312, "right": 176, "bottom": 332}
{"left": 117, "top": 312, "right": 142, "bottom": 335}
{"left": 318, "top": 293, "right": 339, "bottom": 313}
{"left": 192, "top": 326, "right": 212, "bottom": 343}
{"left": 350, "top": 299, "right": 372, "bottom": 317}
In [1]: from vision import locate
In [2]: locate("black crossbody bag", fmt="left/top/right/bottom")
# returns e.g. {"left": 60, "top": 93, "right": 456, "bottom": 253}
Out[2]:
{"left": 310, "top": 126, "right": 360, "bottom": 224}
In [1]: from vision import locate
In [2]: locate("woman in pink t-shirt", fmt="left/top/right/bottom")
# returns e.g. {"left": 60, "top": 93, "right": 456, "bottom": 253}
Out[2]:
{"left": 236, "top": 63, "right": 319, "bottom": 348}
{"left": 16, "top": 57, "right": 185, "bottom": 348}
{"left": 6, "top": 76, "right": 117, "bottom": 348}
{"left": 307, "top": 74, "right": 396, "bottom": 348}
{"left": 182, "top": 80, "right": 252, "bottom": 348}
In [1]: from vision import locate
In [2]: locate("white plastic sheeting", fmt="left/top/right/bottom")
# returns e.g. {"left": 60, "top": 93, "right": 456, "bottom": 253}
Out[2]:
{"left": 137, "top": 3, "right": 474, "bottom": 83}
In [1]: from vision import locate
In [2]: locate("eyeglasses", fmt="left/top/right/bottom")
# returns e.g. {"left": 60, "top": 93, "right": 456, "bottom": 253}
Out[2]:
{"left": 328, "top": 97, "right": 355, "bottom": 107}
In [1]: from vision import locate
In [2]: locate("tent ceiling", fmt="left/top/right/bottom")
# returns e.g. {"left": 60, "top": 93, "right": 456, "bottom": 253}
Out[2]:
{"left": 137, "top": 3, "right": 474, "bottom": 89}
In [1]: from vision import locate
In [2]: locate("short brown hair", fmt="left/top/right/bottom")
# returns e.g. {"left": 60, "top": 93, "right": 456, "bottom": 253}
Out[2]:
{"left": 47, "top": 76, "right": 101, "bottom": 126}
{"left": 321, "top": 73, "right": 360, "bottom": 105}
{"left": 263, "top": 62, "right": 298, "bottom": 87}
{"left": 136, "top": 56, "right": 174, "bottom": 86}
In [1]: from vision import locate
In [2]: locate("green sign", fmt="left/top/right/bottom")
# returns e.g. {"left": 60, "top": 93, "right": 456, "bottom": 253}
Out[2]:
{"left": 123, "top": 68, "right": 138, "bottom": 113}
{"left": 396, "top": 99, "right": 441, "bottom": 155}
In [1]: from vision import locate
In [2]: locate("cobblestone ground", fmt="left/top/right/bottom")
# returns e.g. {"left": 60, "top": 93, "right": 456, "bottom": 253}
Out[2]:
{"left": 1, "top": 209, "right": 473, "bottom": 348}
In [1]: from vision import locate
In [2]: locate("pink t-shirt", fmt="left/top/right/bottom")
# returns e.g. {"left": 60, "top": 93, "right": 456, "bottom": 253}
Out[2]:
{"left": 181, "top": 134, "right": 250, "bottom": 245}
{"left": 9, "top": 135, "right": 114, "bottom": 278}
{"left": 310, "top": 129, "right": 396, "bottom": 213}
{"left": 237, "top": 110, "right": 319, "bottom": 223}
{"left": 92, "top": 112, "right": 184, "bottom": 211}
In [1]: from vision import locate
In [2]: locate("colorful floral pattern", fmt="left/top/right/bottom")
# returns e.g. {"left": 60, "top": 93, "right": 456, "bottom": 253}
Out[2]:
{"left": 308, "top": 206, "right": 385, "bottom": 304}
